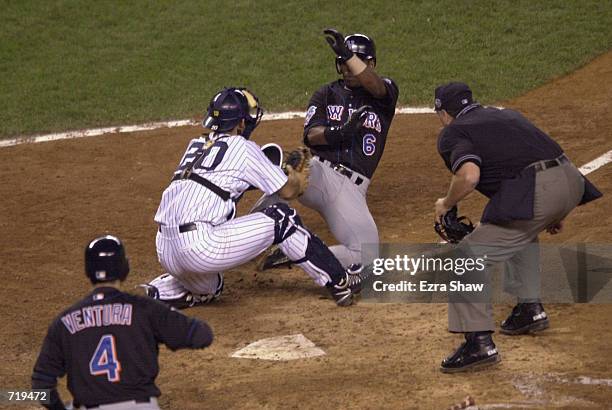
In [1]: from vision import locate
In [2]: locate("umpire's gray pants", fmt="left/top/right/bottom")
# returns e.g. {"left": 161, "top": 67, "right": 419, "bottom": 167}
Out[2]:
{"left": 449, "top": 162, "right": 585, "bottom": 332}
{"left": 77, "top": 398, "right": 160, "bottom": 410}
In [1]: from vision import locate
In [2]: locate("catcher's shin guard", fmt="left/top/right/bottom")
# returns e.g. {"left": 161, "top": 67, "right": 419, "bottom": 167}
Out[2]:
{"left": 260, "top": 203, "right": 302, "bottom": 245}
{"left": 260, "top": 203, "right": 355, "bottom": 306}
{"left": 295, "top": 233, "right": 355, "bottom": 306}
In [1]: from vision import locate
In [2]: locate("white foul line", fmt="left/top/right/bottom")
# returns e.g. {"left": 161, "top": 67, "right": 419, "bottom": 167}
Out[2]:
{"left": 0, "top": 119, "right": 194, "bottom": 148}
{"left": 0, "top": 107, "right": 435, "bottom": 148}
{"left": 1, "top": 108, "right": 611, "bottom": 176}
{"left": 578, "top": 149, "right": 612, "bottom": 175}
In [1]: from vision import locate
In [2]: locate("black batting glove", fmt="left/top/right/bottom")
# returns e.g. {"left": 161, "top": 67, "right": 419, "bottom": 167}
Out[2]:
{"left": 324, "top": 105, "right": 371, "bottom": 146}
{"left": 323, "top": 28, "right": 353, "bottom": 61}
{"left": 343, "top": 104, "right": 371, "bottom": 134}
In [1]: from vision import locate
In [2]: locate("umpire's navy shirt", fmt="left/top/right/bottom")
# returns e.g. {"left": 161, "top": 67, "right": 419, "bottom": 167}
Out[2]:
{"left": 437, "top": 104, "right": 563, "bottom": 223}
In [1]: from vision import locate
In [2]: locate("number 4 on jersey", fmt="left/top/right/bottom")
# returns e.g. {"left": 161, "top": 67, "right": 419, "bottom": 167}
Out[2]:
{"left": 89, "top": 334, "right": 121, "bottom": 382}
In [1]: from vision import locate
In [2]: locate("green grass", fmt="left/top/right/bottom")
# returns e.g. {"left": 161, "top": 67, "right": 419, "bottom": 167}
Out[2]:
{"left": 1, "top": 0, "right": 610, "bottom": 137}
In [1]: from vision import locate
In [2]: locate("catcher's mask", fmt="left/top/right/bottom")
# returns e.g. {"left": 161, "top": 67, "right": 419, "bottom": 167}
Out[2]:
{"left": 202, "top": 87, "right": 263, "bottom": 139}
{"left": 336, "top": 33, "right": 376, "bottom": 74}
{"left": 85, "top": 235, "right": 130, "bottom": 284}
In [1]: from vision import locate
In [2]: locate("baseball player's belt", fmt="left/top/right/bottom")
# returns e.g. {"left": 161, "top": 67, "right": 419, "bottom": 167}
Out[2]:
{"left": 525, "top": 153, "right": 569, "bottom": 173}
{"left": 171, "top": 170, "right": 231, "bottom": 201}
{"left": 315, "top": 156, "right": 366, "bottom": 186}
{"left": 158, "top": 223, "right": 197, "bottom": 233}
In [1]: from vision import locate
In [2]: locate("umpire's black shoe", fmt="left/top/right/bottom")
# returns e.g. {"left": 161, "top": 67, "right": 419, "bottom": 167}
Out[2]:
{"left": 440, "top": 332, "right": 500, "bottom": 373}
{"left": 500, "top": 303, "right": 549, "bottom": 335}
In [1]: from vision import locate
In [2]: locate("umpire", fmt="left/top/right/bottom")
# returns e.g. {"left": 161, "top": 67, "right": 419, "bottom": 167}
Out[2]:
{"left": 433, "top": 82, "right": 602, "bottom": 373}
{"left": 32, "top": 235, "right": 213, "bottom": 409}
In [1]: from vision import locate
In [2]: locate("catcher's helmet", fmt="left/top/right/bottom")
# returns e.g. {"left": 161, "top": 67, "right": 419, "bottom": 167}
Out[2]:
{"left": 336, "top": 33, "right": 376, "bottom": 73}
{"left": 85, "top": 235, "right": 130, "bottom": 284}
{"left": 202, "top": 87, "right": 263, "bottom": 138}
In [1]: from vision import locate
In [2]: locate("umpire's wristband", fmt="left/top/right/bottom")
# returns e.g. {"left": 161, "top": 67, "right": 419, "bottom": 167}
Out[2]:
{"left": 323, "top": 126, "right": 350, "bottom": 146}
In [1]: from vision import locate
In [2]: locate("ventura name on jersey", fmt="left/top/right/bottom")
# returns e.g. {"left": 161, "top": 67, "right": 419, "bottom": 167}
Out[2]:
{"left": 61, "top": 303, "right": 133, "bottom": 334}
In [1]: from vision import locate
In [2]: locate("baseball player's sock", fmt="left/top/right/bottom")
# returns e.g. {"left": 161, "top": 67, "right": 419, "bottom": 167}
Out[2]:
{"left": 500, "top": 303, "right": 549, "bottom": 335}
{"left": 440, "top": 331, "right": 500, "bottom": 373}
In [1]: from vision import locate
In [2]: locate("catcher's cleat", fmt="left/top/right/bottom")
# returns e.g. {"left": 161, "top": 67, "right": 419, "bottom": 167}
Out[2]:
{"left": 327, "top": 265, "right": 371, "bottom": 306}
{"left": 500, "top": 303, "right": 549, "bottom": 335}
{"left": 257, "top": 245, "right": 293, "bottom": 271}
{"left": 327, "top": 275, "right": 354, "bottom": 307}
{"left": 139, "top": 273, "right": 223, "bottom": 310}
{"left": 440, "top": 332, "right": 501, "bottom": 373}
{"left": 346, "top": 263, "right": 372, "bottom": 296}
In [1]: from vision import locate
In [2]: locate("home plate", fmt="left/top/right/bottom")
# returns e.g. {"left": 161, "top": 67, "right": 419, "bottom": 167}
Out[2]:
{"left": 231, "top": 334, "right": 326, "bottom": 361}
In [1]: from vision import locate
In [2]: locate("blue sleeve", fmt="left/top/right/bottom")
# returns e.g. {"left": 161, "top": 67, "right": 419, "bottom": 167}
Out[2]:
{"left": 32, "top": 319, "right": 66, "bottom": 409}
{"left": 149, "top": 299, "right": 213, "bottom": 350}
{"left": 303, "top": 85, "right": 328, "bottom": 135}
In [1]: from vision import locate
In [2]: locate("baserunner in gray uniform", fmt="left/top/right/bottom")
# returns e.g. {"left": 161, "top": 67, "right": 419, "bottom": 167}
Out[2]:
{"left": 259, "top": 28, "right": 399, "bottom": 271}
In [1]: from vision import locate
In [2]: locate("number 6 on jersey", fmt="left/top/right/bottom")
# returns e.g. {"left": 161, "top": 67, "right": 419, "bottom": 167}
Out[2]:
{"left": 89, "top": 334, "right": 121, "bottom": 382}
{"left": 363, "top": 134, "right": 376, "bottom": 156}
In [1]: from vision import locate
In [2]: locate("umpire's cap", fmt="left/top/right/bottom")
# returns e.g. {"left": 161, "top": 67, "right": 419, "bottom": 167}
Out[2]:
{"left": 85, "top": 235, "right": 130, "bottom": 284}
{"left": 434, "top": 82, "right": 473, "bottom": 117}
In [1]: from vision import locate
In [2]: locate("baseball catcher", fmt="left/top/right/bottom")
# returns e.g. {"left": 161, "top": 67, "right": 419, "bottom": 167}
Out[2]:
{"left": 142, "top": 86, "right": 368, "bottom": 309}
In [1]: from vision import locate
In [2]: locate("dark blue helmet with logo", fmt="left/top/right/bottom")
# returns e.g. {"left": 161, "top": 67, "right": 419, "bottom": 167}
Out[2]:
{"left": 202, "top": 87, "right": 263, "bottom": 139}
{"left": 85, "top": 235, "right": 130, "bottom": 284}
{"left": 336, "top": 33, "right": 377, "bottom": 73}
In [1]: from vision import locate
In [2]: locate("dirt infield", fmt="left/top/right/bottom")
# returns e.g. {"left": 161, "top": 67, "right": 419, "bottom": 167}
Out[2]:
{"left": 1, "top": 52, "right": 611, "bottom": 409}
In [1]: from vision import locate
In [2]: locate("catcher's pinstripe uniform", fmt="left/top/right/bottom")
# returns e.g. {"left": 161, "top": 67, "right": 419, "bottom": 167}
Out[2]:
{"left": 146, "top": 87, "right": 366, "bottom": 308}
{"left": 154, "top": 135, "right": 333, "bottom": 291}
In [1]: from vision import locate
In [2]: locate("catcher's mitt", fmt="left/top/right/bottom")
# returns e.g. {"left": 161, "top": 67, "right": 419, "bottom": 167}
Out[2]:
{"left": 434, "top": 206, "right": 475, "bottom": 244}
{"left": 282, "top": 146, "right": 312, "bottom": 196}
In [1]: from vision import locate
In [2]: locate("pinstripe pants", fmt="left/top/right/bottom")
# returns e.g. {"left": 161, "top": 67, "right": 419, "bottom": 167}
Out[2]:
{"left": 156, "top": 212, "right": 332, "bottom": 295}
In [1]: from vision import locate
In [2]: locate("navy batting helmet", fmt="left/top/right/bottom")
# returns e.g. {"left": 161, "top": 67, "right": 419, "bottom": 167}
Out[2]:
{"left": 336, "top": 33, "right": 376, "bottom": 73}
{"left": 85, "top": 235, "right": 130, "bottom": 284}
{"left": 202, "top": 87, "right": 263, "bottom": 138}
